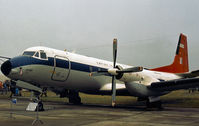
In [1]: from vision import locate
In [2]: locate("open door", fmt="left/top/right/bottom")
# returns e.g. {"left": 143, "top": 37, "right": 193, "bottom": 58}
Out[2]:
{"left": 51, "top": 55, "right": 71, "bottom": 82}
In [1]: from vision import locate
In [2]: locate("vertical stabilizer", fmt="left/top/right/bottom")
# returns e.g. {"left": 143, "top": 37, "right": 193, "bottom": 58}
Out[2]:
{"left": 150, "top": 33, "right": 189, "bottom": 73}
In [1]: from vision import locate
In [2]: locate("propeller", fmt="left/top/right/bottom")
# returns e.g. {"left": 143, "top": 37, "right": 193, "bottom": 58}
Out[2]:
{"left": 111, "top": 38, "right": 117, "bottom": 107}
{"left": 89, "top": 38, "right": 143, "bottom": 107}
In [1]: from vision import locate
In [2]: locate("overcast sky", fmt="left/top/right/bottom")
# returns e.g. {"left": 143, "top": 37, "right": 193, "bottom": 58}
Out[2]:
{"left": 0, "top": 0, "right": 199, "bottom": 71}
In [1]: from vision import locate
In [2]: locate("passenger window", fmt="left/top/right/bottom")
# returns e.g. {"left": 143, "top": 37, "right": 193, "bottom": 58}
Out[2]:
{"left": 40, "top": 52, "right": 47, "bottom": 59}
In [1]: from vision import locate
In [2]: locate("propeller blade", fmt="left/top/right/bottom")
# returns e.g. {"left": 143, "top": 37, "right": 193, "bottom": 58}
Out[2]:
{"left": 111, "top": 76, "right": 116, "bottom": 107}
{"left": 116, "top": 66, "right": 143, "bottom": 73}
{"left": 113, "top": 38, "right": 117, "bottom": 68}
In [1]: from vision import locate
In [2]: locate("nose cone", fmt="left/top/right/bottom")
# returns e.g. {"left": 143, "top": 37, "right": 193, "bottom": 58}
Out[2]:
{"left": 1, "top": 60, "right": 12, "bottom": 76}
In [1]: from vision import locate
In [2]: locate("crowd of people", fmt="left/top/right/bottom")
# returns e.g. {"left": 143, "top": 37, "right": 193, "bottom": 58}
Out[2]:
{"left": 0, "top": 80, "right": 22, "bottom": 97}
{"left": 0, "top": 80, "right": 47, "bottom": 99}
{"left": 0, "top": 80, "right": 10, "bottom": 95}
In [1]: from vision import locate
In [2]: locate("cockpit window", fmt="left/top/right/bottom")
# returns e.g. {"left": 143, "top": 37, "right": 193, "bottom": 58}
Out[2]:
{"left": 23, "top": 50, "right": 47, "bottom": 59}
{"left": 23, "top": 51, "right": 35, "bottom": 56}
{"left": 35, "top": 52, "right": 39, "bottom": 57}
{"left": 40, "top": 52, "right": 47, "bottom": 59}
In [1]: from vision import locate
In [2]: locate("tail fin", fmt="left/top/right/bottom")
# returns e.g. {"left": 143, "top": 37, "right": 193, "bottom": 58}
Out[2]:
{"left": 150, "top": 33, "right": 189, "bottom": 73}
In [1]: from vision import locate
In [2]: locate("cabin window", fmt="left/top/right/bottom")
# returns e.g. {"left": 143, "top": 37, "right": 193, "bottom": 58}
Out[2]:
{"left": 40, "top": 52, "right": 47, "bottom": 59}
{"left": 23, "top": 51, "right": 35, "bottom": 56}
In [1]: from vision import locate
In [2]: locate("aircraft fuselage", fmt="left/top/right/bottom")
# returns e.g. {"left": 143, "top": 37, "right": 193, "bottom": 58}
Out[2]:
{"left": 1, "top": 46, "right": 180, "bottom": 97}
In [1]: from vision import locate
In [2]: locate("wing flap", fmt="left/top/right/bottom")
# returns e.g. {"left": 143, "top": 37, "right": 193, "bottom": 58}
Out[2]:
{"left": 148, "top": 78, "right": 199, "bottom": 91}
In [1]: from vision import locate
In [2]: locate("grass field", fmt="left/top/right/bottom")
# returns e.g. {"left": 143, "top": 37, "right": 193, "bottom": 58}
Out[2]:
{"left": 1, "top": 90, "right": 199, "bottom": 108}
{"left": 161, "top": 90, "right": 199, "bottom": 108}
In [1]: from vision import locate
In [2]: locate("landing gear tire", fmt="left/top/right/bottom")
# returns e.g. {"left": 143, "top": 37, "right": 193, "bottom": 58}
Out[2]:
{"left": 68, "top": 90, "right": 82, "bottom": 105}
{"left": 32, "top": 93, "right": 45, "bottom": 111}
{"left": 36, "top": 100, "right": 45, "bottom": 111}
{"left": 146, "top": 100, "right": 163, "bottom": 110}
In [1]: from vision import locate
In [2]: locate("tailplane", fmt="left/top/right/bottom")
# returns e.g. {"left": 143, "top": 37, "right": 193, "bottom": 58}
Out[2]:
{"left": 150, "top": 33, "right": 189, "bottom": 73}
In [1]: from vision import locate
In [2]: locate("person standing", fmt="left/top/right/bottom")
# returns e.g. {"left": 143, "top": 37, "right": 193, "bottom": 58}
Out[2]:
{"left": 0, "top": 81, "right": 3, "bottom": 95}
{"left": 3, "top": 81, "right": 7, "bottom": 95}
{"left": 10, "top": 81, "right": 16, "bottom": 98}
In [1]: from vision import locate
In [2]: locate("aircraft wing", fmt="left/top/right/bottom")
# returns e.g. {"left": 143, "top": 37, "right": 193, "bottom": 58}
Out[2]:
{"left": 0, "top": 56, "right": 10, "bottom": 60}
{"left": 0, "top": 56, "right": 10, "bottom": 65}
{"left": 16, "top": 80, "right": 42, "bottom": 93}
{"left": 177, "top": 70, "right": 199, "bottom": 78}
{"left": 148, "top": 77, "right": 199, "bottom": 92}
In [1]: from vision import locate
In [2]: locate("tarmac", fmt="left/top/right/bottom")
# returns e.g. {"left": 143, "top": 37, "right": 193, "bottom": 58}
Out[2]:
{"left": 0, "top": 98, "right": 199, "bottom": 126}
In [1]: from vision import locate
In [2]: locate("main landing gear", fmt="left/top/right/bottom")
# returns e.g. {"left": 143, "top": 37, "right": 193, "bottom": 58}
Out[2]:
{"left": 147, "top": 96, "right": 163, "bottom": 110}
{"left": 146, "top": 100, "right": 163, "bottom": 110}
{"left": 59, "top": 89, "right": 82, "bottom": 105}
{"left": 68, "top": 90, "right": 82, "bottom": 105}
{"left": 138, "top": 96, "right": 163, "bottom": 110}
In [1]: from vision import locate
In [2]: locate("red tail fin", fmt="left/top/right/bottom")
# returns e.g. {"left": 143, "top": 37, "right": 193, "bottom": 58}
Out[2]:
{"left": 150, "top": 33, "right": 189, "bottom": 73}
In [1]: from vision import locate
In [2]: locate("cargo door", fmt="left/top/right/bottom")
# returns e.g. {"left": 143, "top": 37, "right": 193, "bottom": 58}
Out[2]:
{"left": 51, "top": 55, "right": 71, "bottom": 82}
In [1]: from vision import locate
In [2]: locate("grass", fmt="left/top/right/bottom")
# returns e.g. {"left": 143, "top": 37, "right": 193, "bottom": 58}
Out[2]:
{"left": 161, "top": 90, "right": 199, "bottom": 108}
{"left": 1, "top": 90, "right": 199, "bottom": 108}
{"left": 41, "top": 92, "right": 137, "bottom": 106}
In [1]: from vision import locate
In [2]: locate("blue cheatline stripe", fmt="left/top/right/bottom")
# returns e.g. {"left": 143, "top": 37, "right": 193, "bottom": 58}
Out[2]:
{"left": 10, "top": 56, "right": 108, "bottom": 73}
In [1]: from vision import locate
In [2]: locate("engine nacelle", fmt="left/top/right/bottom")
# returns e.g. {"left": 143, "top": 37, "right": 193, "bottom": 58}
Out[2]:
{"left": 125, "top": 82, "right": 156, "bottom": 97}
{"left": 108, "top": 68, "right": 118, "bottom": 76}
{"left": 120, "top": 73, "right": 143, "bottom": 82}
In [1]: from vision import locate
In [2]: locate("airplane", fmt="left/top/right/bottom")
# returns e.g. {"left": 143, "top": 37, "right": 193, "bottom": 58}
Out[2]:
{"left": 1, "top": 33, "right": 199, "bottom": 109}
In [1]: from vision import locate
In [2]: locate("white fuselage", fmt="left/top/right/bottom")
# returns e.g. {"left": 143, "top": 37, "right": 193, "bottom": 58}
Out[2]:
{"left": 6, "top": 46, "right": 181, "bottom": 97}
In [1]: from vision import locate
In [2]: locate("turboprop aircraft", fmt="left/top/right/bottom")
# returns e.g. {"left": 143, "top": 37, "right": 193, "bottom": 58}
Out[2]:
{"left": 1, "top": 33, "right": 199, "bottom": 108}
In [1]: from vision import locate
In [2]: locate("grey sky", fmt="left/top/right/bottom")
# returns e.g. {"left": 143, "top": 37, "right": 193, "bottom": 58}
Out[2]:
{"left": 0, "top": 0, "right": 199, "bottom": 70}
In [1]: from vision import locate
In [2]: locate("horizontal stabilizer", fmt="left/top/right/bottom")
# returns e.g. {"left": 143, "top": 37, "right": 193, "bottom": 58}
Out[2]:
{"left": 177, "top": 70, "right": 199, "bottom": 78}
